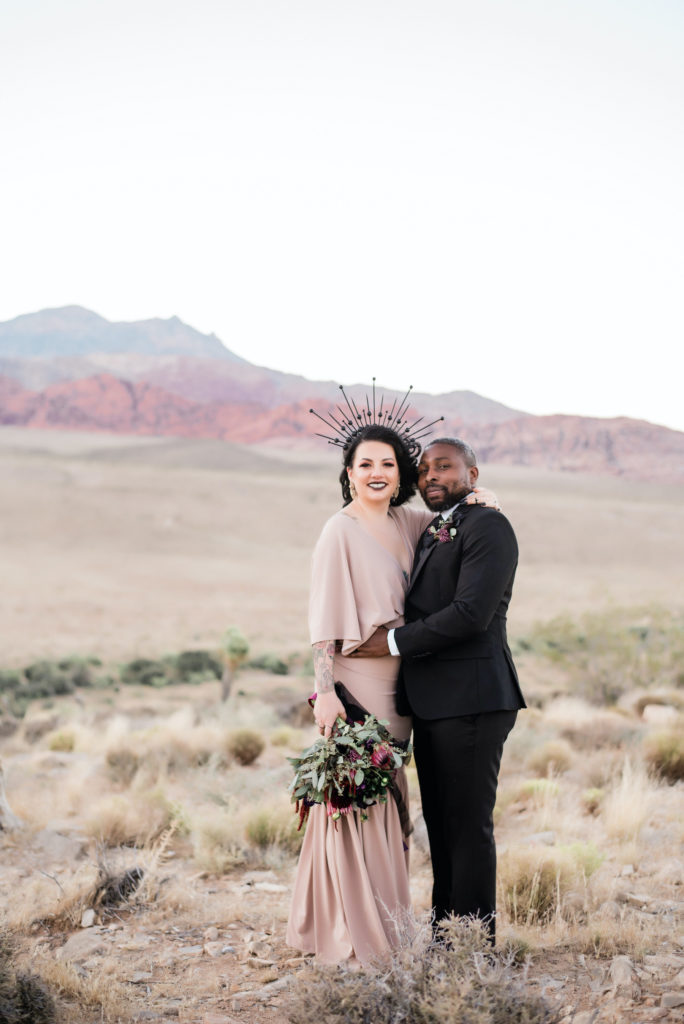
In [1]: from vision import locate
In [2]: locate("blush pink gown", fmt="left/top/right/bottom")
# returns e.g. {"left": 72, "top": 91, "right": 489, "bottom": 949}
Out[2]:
{"left": 286, "top": 504, "right": 432, "bottom": 964}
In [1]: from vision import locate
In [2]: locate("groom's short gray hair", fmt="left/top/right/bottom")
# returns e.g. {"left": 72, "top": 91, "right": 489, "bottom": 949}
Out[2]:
{"left": 425, "top": 437, "right": 478, "bottom": 468}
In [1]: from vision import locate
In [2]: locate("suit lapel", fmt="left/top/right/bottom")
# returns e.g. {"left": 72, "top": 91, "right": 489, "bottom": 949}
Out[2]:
{"left": 408, "top": 525, "right": 441, "bottom": 591}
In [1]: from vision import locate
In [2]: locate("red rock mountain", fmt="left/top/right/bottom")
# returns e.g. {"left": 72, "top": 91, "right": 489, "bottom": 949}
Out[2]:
{"left": 1, "top": 307, "right": 682, "bottom": 482}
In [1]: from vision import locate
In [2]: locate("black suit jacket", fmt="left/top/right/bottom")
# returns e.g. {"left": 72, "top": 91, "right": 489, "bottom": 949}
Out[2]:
{"left": 395, "top": 504, "right": 526, "bottom": 720}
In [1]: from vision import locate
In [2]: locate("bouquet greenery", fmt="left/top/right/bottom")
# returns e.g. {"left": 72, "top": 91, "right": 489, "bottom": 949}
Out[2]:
{"left": 288, "top": 710, "right": 412, "bottom": 829}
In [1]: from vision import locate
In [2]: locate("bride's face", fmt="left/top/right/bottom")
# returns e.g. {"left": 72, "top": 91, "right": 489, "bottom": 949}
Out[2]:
{"left": 347, "top": 440, "right": 399, "bottom": 506}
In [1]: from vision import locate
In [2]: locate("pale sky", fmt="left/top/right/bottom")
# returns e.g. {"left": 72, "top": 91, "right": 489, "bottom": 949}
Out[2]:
{"left": 2, "top": 0, "right": 683, "bottom": 429}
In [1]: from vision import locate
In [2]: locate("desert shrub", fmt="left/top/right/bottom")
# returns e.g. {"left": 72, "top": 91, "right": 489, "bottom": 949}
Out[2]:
{"left": 105, "top": 746, "right": 140, "bottom": 786}
{"left": 247, "top": 653, "right": 289, "bottom": 675}
{"left": 120, "top": 658, "right": 169, "bottom": 687}
{"left": 643, "top": 728, "right": 684, "bottom": 782}
{"left": 245, "top": 804, "right": 304, "bottom": 855}
{"left": 526, "top": 739, "right": 573, "bottom": 776}
{"left": 633, "top": 689, "right": 684, "bottom": 716}
{"left": 270, "top": 726, "right": 304, "bottom": 748}
{"left": 47, "top": 730, "right": 75, "bottom": 753}
{"left": 172, "top": 649, "right": 222, "bottom": 682}
{"left": 57, "top": 656, "right": 97, "bottom": 687}
{"left": 0, "top": 933, "right": 55, "bottom": 1024}
{"left": 22, "top": 714, "right": 59, "bottom": 744}
{"left": 192, "top": 812, "right": 249, "bottom": 873}
{"left": 225, "top": 728, "right": 265, "bottom": 766}
{"left": 0, "top": 670, "right": 22, "bottom": 692}
{"left": 520, "top": 606, "right": 684, "bottom": 705}
{"left": 516, "top": 778, "right": 560, "bottom": 802}
{"left": 602, "top": 758, "right": 654, "bottom": 839}
{"left": 499, "top": 843, "right": 600, "bottom": 926}
{"left": 86, "top": 791, "right": 180, "bottom": 847}
{"left": 581, "top": 787, "right": 604, "bottom": 815}
{"left": 286, "top": 916, "right": 555, "bottom": 1024}
{"left": 563, "top": 841, "right": 604, "bottom": 877}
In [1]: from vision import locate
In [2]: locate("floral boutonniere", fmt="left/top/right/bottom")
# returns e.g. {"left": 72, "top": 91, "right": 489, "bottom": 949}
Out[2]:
{"left": 428, "top": 510, "right": 463, "bottom": 544}
{"left": 429, "top": 522, "right": 457, "bottom": 543}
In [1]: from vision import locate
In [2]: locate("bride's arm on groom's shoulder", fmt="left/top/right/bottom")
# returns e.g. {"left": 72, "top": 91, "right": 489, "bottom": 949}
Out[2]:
{"left": 311, "top": 641, "right": 347, "bottom": 738}
{"left": 466, "top": 486, "right": 501, "bottom": 511}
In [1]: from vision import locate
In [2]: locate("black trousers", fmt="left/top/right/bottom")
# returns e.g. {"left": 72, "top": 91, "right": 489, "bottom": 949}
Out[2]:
{"left": 412, "top": 709, "right": 517, "bottom": 941}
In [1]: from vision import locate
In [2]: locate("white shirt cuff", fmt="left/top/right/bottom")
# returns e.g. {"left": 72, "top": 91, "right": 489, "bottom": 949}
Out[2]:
{"left": 387, "top": 629, "right": 400, "bottom": 656}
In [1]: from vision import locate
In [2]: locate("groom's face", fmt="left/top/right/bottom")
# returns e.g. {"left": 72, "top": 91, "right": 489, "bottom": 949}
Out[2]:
{"left": 417, "top": 443, "right": 479, "bottom": 511}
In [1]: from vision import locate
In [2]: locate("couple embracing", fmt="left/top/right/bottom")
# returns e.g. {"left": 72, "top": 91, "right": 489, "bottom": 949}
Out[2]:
{"left": 286, "top": 395, "right": 526, "bottom": 965}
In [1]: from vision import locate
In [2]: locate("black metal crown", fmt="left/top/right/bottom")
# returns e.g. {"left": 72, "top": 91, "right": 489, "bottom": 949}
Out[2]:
{"left": 310, "top": 379, "right": 444, "bottom": 459}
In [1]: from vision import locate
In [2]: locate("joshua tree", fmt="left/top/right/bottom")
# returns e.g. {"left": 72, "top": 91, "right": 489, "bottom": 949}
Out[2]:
{"left": 0, "top": 758, "right": 21, "bottom": 830}
{"left": 220, "top": 627, "right": 249, "bottom": 701}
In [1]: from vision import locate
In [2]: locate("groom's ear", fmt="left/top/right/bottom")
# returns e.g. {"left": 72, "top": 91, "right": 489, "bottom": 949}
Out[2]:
{"left": 469, "top": 465, "right": 479, "bottom": 487}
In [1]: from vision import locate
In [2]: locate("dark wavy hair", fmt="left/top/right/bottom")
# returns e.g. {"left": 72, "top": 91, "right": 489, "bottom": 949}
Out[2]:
{"left": 339, "top": 424, "right": 419, "bottom": 507}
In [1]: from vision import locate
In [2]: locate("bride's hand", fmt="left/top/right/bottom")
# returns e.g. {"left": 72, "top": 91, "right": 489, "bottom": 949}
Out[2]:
{"left": 466, "top": 486, "right": 501, "bottom": 511}
{"left": 313, "top": 691, "right": 347, "bottom": 739}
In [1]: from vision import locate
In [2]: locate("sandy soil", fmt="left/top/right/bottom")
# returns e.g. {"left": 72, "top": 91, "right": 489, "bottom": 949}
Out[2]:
{"left": 2, "top": 426, "right": 683, "bottom": 665}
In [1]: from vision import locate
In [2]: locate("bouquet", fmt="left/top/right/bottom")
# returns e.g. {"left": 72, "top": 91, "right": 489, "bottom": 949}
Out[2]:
{"left": 288, "top": 704, "right": 412, "bottom": 830}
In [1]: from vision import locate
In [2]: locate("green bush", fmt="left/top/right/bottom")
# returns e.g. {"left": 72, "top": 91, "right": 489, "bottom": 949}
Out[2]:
{"left": 120, "top": 658, "right": 169, "bottom": 687}
{"left": 0, "top": 671, "right": 22, "bottom": 692}
{"left": 57, "top": 656, "right": 96, "bottom": 687}
{"left": 173, "top": 649, "right": 222, "bottom": 681}
{"left": 247, "top": 653, "right": 289, "bottom": 675}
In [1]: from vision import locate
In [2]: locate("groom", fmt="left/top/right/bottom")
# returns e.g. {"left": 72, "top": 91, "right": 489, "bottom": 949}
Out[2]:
{"left": 354, "top": 438, "right": 525, "bottom": 940}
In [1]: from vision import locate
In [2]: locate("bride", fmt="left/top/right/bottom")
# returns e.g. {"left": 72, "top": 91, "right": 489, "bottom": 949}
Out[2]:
{"left": 286, "top": 408, "right": 497, "bottom": 965}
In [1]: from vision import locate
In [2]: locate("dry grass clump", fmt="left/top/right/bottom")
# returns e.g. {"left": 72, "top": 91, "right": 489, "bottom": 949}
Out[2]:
{"left": 601, "top": 758, "right": 655, "bottom": 839}
{"left": 225, "top": 727, "right": 265, "bottom": 766}
{"left": 86, "top": 790, "right": 182, "bottom": 847}
{"left": 192, "top": 796, "right": 303, "bottom": 874}
{"left": 0, "top": 933, "right": 55, "bottom": 1024}
{"left": 581, "top": 787, "right": 604, "bottom": 815}
{"left": 286, "top": 916, "right": 556, "bottom": 1024}
{"left": 526, "top": 739, "right": 573, "bottom": 776}
{"left": 643, "top": 727, "right": 684, "bottom": 782}
{"left": 544, "top": 698, "right": 636, "bottom": 751}
{"left": 105, "top": 745, "right": 139, "bottom": 785}
{"left": 193, "top": 813, "right": 249, "bottom": 874}
{"left": 270, "top": 725, "right": 306, "bottom": 748}
{"left": 245, "top": 801, "right": 304, "bottom": 855}
{"left": 498, "top": 843, "right": 602, "bottom": 926}
{"left": 28, "top": 954, "right": 131, "bottom": 1022}
{"left": 514, "top": 778, "right": 561, "bottom": 829}
{"left": 46, "top": 728, "right": 75, "bottom": 752}
{"left": 631, "top": 689, "right": 684, "bottom": 717}
{"left": 105, "top": 722, "right": 225, "bottom": 786}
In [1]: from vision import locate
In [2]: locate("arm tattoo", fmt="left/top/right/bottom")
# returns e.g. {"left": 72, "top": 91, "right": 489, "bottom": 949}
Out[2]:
{"left": 312, "top": 640, "right": 335, "bottom": 694}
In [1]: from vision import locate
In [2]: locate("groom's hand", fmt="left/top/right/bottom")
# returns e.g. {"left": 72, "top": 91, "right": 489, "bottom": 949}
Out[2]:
{"left": 352, "top": 627, "right": 390, "bottom": 658}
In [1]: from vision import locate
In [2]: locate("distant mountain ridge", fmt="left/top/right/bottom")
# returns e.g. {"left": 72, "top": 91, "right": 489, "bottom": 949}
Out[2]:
{"left": 0, "top": 306, "right": 524, "bottom": 424}
{"left": 0, "top": 306, "right": 242, "bottom": 361}
{"left": 1, "top": 306, "right": 682, "bottom": 482}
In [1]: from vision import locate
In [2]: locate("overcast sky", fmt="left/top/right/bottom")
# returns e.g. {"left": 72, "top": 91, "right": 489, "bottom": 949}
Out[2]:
{"left": 2, "top": 0, "right": 682, "bottom": 429}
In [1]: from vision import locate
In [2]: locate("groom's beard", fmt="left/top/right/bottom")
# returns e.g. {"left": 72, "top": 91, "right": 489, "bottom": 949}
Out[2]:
{"left": 421, "top": 483, "right": 472, "bottom": 512}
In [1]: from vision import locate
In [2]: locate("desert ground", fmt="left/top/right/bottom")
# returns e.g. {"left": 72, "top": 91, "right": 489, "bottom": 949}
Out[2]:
{"left": 1, "top": 426, "right": 682, "bottom": 1024}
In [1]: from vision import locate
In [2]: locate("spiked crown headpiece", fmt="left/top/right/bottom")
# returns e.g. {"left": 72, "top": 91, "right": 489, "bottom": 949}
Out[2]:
{"left": 310, "top": 379, "right": 444, "bottom": 459}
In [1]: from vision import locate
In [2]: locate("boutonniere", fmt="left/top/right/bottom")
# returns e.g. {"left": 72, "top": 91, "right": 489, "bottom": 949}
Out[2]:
{"left": 428, "top": 511, "right": 462, "bottom": 543}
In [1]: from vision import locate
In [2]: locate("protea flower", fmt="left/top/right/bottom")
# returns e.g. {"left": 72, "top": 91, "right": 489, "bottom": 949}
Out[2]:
{"left": 371, "top": 744, "right": 392, "bottom": 768}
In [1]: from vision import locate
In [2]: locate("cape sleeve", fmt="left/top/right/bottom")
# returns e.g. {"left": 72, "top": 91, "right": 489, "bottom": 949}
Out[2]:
{"left": 308, "top": 515, "right": 364, "bottom": 651}
{"left": 308, "top": 513, "right": 404, "bottom": 654}
{"left": 399, "top": 504, "right": 434, "bottom": 549}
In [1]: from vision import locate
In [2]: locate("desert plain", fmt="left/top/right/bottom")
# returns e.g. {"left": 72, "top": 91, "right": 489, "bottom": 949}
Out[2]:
{"left": 0, "top": 425, "right": 682, "bottom": 1024}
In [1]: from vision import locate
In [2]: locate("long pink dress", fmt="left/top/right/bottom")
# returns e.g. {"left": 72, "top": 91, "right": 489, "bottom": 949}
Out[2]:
{"left": 286, "top": 503, "right": 432, "bottom": 964}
